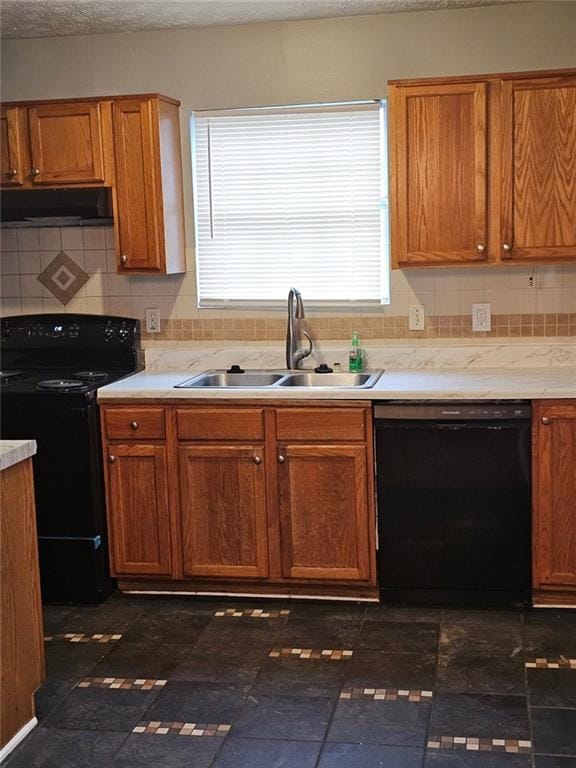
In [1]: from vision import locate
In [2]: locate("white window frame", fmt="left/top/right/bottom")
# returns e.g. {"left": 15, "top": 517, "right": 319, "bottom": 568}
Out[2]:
{"left": 190, "top": 100, "right": 390, "bottom": 309}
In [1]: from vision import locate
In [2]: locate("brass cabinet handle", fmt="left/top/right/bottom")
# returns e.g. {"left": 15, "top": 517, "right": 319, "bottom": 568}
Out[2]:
{"left": 108, "top": 455, "right": 116, "bottom": 463}
{"left": 9, "top": 168, "right": 18, "bottom": 177}
{"left": 476, "top": 244, "right": 486, "bottom": 253}
{"left": 121, "top": 254, "right": 128, "bottom": 265}
{"left": 254, "top": 456, "right": 262, "bottom": 465}
{"left": 278, "top": 455, "right": 286, "bottom": 464}
{"left": 502, "top": 243, "right": 513, "bottom": 253}
{"left": 541, "top": 416, "right": 550, "bottom": 425}
{"left": 31, "top": 168, "right": 40, "bottom": 177}
{"left": 130, "top": 421, "right": 138, "bottom": 430}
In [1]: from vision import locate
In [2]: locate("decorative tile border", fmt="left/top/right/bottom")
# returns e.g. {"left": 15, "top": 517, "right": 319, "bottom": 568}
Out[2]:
{"left": 78, "top": 677, "right": 167, "bottom": 690}
{"left": 269, "top": 647, "right": 353, "bottom": 660}
{"left": 428, "top": 736, "right": 532, "bottom": 754}
{"left": 340, "top": 687, "right": 433, "bottom": 702}
{"left": 214, "top": 608, "right": 291, "bottom": 619}
{"left": 141, "top": 313, "right": 576, "bottom": 342}
{"left": 133, "top": 721, "right": 231, "bottom": 737}
{"left": 526, "top": 657, "right": 576, "bottom": 669}
{"left": 44, "top": 633, "right": 122, "bottom": 644}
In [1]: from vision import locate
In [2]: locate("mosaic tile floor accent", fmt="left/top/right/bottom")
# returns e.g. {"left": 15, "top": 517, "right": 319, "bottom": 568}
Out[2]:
{"left": 427, "top": 736, "right": 532, "bottom": 754}
{"left": 45, "top": 633, "right": 122, "bottom": 643}
{"left": 133, "top": 721, "right": 231, "bottom": 737}
{"left": 78, "top": 677, "right": 167, "bottom": 690}
{"left": 340, "top": 687, "right": 433, "bottom": 702}
{"left": 37, "top": 250, "right": 89, "bottom": 304}
{"left": 269, "top": 648, "right": 353, "bottom": 660}
{"left": 214, "top": 608, "right": 291, "bottom": 619}
{"left": 526, "top": 657, "right": 576, "bottom": 669}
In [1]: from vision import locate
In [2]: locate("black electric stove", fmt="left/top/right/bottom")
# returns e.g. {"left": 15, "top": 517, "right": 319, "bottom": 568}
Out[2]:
{"left": 1, "top": 314, "right": 142, "bottom": 603}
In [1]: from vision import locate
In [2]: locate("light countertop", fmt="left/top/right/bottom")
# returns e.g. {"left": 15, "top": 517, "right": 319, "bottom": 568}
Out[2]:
{"left": 0, "top": 440, "right": 37, "bottom": 472}
{"left": 98, "top": 368, "right": 576, "bottom": 402}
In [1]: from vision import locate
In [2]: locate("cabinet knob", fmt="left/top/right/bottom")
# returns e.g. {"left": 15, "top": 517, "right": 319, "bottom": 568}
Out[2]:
{"left": 278, "top": 455, "right": 285, "bottom": 464}
{"left": 108, "top": 455, "right": 116, "bottom": 463}
{"left": 9, "top": 168, "right": 18, "bottom": 177}
{"left": 541, "top": 416, "right": 550, "bottom": 425}
{"left": 120, "top": 254, "right": 128, "bottom": 265}
{"left": 130, "top": 421, "right": 138, "bottom": 430}
{"left": 476, "top": 243, "right": 486, "bottom": 253}
{"left": 253, "top": 456, "right": 262, "bottom": 465}
{"left": 31, "top": 168, "right": 40, "bottom": 177}
{"left": 502, "top": 243, "right": 513, "bottom": 253}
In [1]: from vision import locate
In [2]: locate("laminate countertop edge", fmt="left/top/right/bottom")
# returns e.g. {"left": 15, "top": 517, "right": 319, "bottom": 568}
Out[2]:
{"left": 0, "top": 440, "right": 37, "bottom": 472}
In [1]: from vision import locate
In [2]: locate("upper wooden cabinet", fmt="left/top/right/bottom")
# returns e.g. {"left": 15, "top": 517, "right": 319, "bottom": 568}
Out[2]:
{"left": 389, "top": 68, "right": 576, "bottom": 268}
{"left": 0, "top": 94, "right": 186, "bottom": 275}
{"left": 389, "top": 82, "right": 489, "bottom": 266}
{"left": 112, "top": 97, "right": 186, "bottom": 274}
{"left": 500, "top": 76, "right": 576, "bottom": 263}
{"left": 28, "top": 102, "right": 106, "bottom": 185}
{"left": 0, "top": 106, "right": 26, "bottom": 186}
{"left": 532, "top": 400, "right": 576, "bottom": 605}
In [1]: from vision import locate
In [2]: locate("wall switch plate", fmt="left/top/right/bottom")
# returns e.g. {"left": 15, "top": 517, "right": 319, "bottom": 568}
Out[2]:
{"left": 145, "top": 307, "right": 161, "bottom": 333}
{"left": 409, "top": 304, "right": 425, "bottom": 330}
{"left": 472, "top": 303, "right": 491, "bottom": 332}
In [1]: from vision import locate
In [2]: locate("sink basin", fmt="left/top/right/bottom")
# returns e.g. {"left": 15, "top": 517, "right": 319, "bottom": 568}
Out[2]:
{"left": 175, "top": 369, "right": 382, "bottom": 389}
{"left": 175, "top": 371, "right": 287, "bottom": 388}
{"left": 278, "top": 372, "right": 381, "bottom": 388}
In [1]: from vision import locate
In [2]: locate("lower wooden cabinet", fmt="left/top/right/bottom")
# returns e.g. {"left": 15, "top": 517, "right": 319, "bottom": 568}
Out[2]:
{"left": 101, "top": 402, "right": 377, "bottom": 596}
{"left": 532, "top": 400, "right": 576, "bottom": 604}
{"left": 104, "top": 443, "right": 172, "bottom": 576}
{"left": 278, "top": 444, "right": 371, "bottom": 581}
{"left": 178, "top": 445, "right": 269, "bottom": 579}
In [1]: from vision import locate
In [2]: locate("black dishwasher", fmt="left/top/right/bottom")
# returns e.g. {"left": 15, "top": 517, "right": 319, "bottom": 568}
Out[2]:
{"left": 375, "top": 401, "right": 532, "bottom": 605}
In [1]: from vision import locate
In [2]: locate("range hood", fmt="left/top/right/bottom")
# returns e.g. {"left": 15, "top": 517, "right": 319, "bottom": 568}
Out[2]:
{"left": 1, "top": 188, "right": 113, "bottom": 226}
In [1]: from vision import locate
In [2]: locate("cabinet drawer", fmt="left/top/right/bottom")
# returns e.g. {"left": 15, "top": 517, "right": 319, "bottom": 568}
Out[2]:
{"left": 275, "top": 408, "right": 366, "bottom": 442}
{"left": 176, "top": 408, "right": 265, "bottom": 441}
{"left": 104, "top": 408, "right": 165, "bottom": 440}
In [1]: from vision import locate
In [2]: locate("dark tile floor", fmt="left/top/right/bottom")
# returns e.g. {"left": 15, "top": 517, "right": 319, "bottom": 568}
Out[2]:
{"left": 3, "top": 594, "right": 576, "bottom": 768}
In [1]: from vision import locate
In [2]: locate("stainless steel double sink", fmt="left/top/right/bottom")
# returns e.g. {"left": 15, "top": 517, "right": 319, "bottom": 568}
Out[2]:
{"left": 175, "top": 369, "right": 382, "bottom": 389}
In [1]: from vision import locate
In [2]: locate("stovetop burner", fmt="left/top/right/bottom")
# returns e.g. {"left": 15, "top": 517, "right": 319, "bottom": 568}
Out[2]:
{"left": 74, "top": 371, "right": 109, "bottom": 381}
{"left": 0, "top": 370, "right": 26, "bottom": 383}
{"left": 36, "top": 379, "right": 88, "bottom": 392}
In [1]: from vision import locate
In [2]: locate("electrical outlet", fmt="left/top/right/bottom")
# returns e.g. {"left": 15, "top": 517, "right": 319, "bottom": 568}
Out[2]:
{"left": 472, "top": 303, "right": 491, "bottom": 332}
{"left": 145, "top": 307, "right": 161, "bottom": 333}
{"left": 409, "top": 304, "right": 425, "bottom": 330}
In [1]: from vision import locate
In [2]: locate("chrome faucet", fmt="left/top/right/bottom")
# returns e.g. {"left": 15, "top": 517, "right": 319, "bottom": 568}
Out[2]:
{"left": 286, "top": 287, "right": 313, "bottom": 369}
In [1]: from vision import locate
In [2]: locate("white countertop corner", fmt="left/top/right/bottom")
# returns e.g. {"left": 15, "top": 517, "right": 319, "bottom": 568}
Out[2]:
{"left": 0, "top": 440, "right": 37, "bottom": 472}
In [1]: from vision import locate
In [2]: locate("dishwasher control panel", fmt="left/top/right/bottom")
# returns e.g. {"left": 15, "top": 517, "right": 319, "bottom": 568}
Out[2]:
{"left": 374, "top": 401, "right": 531, "bottom": 420}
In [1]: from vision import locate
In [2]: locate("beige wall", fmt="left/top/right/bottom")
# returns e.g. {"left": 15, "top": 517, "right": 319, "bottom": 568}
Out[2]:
{"left": 1, "top": 2, "right": 576, "bottom": 334}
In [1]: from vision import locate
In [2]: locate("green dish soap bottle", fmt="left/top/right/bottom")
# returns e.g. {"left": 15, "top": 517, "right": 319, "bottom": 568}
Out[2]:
{"left": 349, "top": 330, "right": 363, "bottom": 372}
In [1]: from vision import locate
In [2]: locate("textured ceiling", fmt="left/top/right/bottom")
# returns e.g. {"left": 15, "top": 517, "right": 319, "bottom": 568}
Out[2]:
{"left": 1, "top": 0, "right": 527, "bottom": 39}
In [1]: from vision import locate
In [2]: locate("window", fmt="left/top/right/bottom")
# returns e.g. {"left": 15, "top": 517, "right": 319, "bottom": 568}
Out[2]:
{"left": 191, "top": 101, "right": 389, "bottom": 308}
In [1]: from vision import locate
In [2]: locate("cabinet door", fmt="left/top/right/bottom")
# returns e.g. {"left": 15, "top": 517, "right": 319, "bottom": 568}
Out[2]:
{"left": 179, "top": 445, "right": 269, "bottom": 579}
{"left": 28, "top": 102, "right": 105, "bottom": 184}
{"left": 112, "top": 98, "right": 163, "bottom": 272}
{"left": 105, "top": 444, "right": 172, "bottom": 576}
{"left": 500, "top": 75, "right": 576, "bottom": 262}
{"left": 533, "top": 403, "right": 576, "bottom": 589}
{"left": 390, "top": 81, "right": 488, "bottom": 267}
{"left": 0, "top": 107, "right": 25, "bottom": 186}
{"left": 277, "top": 444, "right": 371, "bottom": 582}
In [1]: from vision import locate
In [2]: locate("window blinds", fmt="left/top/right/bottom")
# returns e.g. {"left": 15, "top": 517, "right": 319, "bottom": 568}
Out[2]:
{"left": 192, "top": 102, "right": 389, "bottom": 307}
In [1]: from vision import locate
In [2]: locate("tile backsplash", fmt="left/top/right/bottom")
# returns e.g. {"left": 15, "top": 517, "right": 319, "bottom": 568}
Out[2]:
{"left": 1, "top": 225, "right": 575, "bottom": 340}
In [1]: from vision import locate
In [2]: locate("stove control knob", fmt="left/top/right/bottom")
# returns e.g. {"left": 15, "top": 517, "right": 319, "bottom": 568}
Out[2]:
{"left": 103, "top": 322, "right": 115, "bottom": 341}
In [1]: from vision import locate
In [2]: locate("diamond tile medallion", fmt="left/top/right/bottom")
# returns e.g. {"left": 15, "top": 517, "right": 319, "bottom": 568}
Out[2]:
{"left": 37, "top": 250, "right": 89, "bottom": 304}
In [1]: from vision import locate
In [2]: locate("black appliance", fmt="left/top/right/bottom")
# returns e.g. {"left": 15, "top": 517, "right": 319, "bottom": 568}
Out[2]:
{"left": 374, "top": 401, "right": 532, "bottom": 606}
{"left": 1, "top": 314, "right": 142, "bottom": 604}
